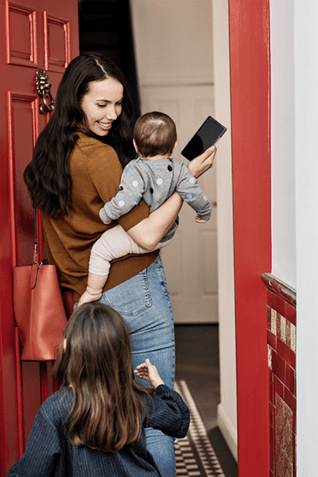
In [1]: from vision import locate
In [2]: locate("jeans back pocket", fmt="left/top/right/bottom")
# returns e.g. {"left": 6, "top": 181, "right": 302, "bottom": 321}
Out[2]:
{"left": 101, "top": 269, "right": 152, "bottom": 317}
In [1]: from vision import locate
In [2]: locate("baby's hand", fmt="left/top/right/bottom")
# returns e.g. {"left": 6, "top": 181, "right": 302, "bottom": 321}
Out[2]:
{"left": 99, "top": 208, "right": 111, "bottom": 225}
{"left": 134, "top": 359, "right": 164, "bottom": 389}
{"left": 194, "top": 215, "right": 208, "bottom": 224}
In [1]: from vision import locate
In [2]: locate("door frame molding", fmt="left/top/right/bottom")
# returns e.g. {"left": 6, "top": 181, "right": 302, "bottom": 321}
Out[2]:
{"left": 229, "top": 0, "right": 271, "bottom": 474}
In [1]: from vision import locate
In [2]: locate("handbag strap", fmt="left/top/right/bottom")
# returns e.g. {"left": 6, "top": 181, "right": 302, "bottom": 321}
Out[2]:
{"left": 31, "top": 207, "right": 42, "bottom": 289}
{"left": 33, "top": 207, "right": 38, "bottom": 264}
{"left": 34, "top": 207, "right": 37, "bottom": 247}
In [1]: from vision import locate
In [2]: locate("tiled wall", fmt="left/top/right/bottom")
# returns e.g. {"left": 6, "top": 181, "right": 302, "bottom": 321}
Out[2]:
{"left": 266, "top": 287, "right": 296, "bottom": 477}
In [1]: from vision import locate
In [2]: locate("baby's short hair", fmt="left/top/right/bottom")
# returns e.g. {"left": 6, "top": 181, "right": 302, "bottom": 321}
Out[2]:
{"left": 134, "top": 111, "right": 177, "bottom": 158}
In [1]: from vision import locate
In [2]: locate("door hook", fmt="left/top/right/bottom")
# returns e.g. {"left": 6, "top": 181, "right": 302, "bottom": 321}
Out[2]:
{"left": 36, "top": 69, "right": 54, "bottom": 114}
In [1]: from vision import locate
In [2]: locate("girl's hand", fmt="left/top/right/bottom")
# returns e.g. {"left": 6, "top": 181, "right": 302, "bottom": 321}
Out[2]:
{"left": 134, "top": 359, "right": 165, "bottom": 389}
{"left": 188, "top": 146, "right": 217, "bottom": 179}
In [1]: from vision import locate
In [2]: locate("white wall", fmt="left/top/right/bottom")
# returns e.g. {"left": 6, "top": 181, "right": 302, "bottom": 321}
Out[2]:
{"left": 271, "top": 0, "right": 318, "bottom": 473}
{"left": 270, "top": 0, "right": 296, "bottom": 289}
{"left": 294, "top": 1, "right": 318, "bottom": 475}
{"left": 212, "top": 0, "right": 237, "bottom": 461}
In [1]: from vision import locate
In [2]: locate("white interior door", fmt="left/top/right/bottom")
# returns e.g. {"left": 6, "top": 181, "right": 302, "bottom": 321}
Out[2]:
{"left": 131, "top": 0, "right": 217, "bottom": 323}
{"left": 140, "top": 86, "right": 218, "bottom": 323}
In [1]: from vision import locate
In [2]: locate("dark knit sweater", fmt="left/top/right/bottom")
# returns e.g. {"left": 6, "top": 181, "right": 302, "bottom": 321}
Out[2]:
{"left": 6, "top": 385, "right": 190, "bottom": 477}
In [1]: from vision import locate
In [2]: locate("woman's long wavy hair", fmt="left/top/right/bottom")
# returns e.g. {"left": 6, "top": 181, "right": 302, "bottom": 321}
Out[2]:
{"left": 24, "top": 53, "right": 135, "bottom": 217}
{"left": 54, "top": 302, "right": 152, "bottom": 453}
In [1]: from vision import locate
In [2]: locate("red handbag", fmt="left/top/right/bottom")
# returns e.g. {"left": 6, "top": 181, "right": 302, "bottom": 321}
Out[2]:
{"left": 13, "top": 209, "right": 68, "bottom": 361}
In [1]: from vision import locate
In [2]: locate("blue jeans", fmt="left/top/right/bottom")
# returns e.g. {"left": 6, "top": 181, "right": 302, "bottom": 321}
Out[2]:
{"left": 99, "top": 255, "right": 176, "bottom": 476}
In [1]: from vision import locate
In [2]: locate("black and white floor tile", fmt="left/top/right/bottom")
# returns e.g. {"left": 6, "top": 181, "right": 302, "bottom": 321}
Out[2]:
{"left": 175, "top": 380, "right": 225, "bottom": 477}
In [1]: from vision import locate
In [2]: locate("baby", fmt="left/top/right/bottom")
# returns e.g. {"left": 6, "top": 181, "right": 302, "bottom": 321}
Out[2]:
{"left": 79, "top": 111, "right": 212, "bottom": 306}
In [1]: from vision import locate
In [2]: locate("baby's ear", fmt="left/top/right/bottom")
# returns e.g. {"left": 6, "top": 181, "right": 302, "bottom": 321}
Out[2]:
{"left": 133, "top": 139, "right": 139, "bottom": 154}
{"left": 172, "top": 140, "right": 177, "bottom": 154}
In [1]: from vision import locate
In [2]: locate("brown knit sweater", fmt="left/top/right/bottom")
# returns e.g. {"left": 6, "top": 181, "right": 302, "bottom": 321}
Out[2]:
{"left": 41, "top": 132, "right": 158, "bottom": 302}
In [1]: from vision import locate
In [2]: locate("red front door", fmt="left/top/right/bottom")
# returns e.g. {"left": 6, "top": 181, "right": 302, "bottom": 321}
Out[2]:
{"left": 0, "top": 0, "right": 78, "bottom": 472}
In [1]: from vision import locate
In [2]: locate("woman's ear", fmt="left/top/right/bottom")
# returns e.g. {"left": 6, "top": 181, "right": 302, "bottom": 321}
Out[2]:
{"left": 63, "top": 338, "right": 67, "bottom": 351}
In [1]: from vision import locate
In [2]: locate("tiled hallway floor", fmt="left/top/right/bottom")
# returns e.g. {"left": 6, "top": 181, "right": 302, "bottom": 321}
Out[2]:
{"left": 175, "top": 324, "right": 237, "bottom": 477}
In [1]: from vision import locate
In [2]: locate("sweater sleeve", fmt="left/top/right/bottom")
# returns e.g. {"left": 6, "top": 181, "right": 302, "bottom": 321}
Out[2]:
{"left": 6, "top": 407, "right": 64, "bottom": 477}
{"left": 176, "top": 162, "right": 212, "bottom": 220}
{"left": 144, "top": 385, "right": 190, "bottom": 438}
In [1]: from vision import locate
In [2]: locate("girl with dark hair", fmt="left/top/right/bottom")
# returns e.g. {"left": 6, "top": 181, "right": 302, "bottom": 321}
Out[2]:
{"left": 23, "top": 52, "right": 216, "bottom": 476}
{"left": 6, "top": 303, "right": 190, "bottom": 477}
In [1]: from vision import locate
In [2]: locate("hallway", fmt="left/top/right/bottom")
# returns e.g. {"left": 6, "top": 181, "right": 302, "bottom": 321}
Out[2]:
{"left": 175, "top": 325, "right": 237, "bottom": 477}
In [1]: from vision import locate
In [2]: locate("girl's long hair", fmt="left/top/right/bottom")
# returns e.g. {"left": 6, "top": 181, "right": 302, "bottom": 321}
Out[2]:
{"left": 24, "top": 52, "right": 135, "bottom": 217}
{"left": 54, "top": 302, "right": 152, "bottom": 453}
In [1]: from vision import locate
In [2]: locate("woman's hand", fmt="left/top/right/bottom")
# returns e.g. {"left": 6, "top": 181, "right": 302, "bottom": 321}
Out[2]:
{"left": 134, "top": 358, "right": 165, "bottom": 389}
{"left": 188, "top": 146, "right": 217, "bottom": 179}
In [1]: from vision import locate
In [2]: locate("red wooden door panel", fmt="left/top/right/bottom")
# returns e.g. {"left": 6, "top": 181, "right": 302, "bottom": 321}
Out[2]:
{"left": 0, "top": 0, "right": 78, "bottom": 472}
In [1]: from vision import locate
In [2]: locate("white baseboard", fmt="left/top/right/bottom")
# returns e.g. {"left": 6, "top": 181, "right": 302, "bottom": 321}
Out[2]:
{"left": 217, "top": 403, "right": 238, "bottom": 462}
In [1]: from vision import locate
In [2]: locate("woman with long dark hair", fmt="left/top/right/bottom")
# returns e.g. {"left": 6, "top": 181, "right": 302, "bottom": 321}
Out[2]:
{"left": 24, "top": 52, "right": 216, "bottom": 476}
{"left": 7, "top": 303, "right": 190, "bottom": 476}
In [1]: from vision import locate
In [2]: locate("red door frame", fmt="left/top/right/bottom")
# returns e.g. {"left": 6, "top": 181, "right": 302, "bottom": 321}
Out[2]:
{"left": 229, "top": 0, "right": 271, "bottom": 474}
